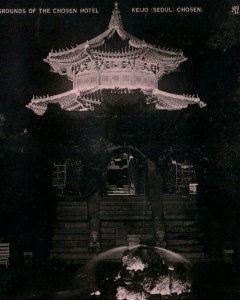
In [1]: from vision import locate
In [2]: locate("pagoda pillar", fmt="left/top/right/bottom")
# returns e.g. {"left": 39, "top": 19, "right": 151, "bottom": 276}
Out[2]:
{"left": 147, "top": 159, "right": 166, "bottom": 247}
{"left": 88, "top": 190, "right": 101, "bottom": 253}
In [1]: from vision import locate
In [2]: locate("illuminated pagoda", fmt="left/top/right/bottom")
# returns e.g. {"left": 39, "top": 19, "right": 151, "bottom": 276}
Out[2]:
{"left": 26, "top": 2, "right": 205, "bottom": 115}
{"left": 24, "top": 3, "right": 210, "bottom": 265}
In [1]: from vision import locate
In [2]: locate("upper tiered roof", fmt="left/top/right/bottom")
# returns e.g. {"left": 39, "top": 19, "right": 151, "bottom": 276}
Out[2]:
{"left": 44, "top": 2, "right": 186, "bottom": 81}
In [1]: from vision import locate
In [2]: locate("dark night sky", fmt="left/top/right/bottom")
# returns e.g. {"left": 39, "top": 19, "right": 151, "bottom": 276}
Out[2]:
{"left": 0, "top": 0, "right": 232, "bottom": 116}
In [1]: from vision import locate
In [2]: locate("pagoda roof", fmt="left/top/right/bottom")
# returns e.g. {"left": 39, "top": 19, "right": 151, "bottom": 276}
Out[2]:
{"left": 44, "top": 2, "right": 186, "bottom": 68}
{"left": 26, "top": 87, "right": 205, "bottom": 116}
{"left": 26, "top": 2, "right": 206, "bottom": 115}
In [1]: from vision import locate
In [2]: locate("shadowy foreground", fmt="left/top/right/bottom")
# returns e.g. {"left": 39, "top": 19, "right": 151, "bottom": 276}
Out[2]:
{"left": 0, "top": 260, "right": 240, "bottom": 300}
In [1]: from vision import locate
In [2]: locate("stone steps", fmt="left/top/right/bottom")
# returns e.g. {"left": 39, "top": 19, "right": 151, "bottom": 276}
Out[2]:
{"left": 54, "top": 228, "right": 89, "bottom": 234}
{"left": 50, "top": 253, "right": 91, "bottom": 262}
{"left": 102, "top": 227, "right": 153, "bottom": 235}
{"left": 168, "top": 245, "right": 203, "bottom": 252}
{"left": 163, "top": 200, "right": 197, "bottom": 207}
{"left": 100, "top": 197, "right": 152, "bottom": 221}
{"left": 53, "top": 234, "right": 89, "bottom": 240}
{"left": 106, "top": 186, "right": 132, "bottom": 195}
{"left": 101, "top": 196, "right": 148, "bottom": 202}
{"left": 54, "top": 222, "right": 89, "bottom": 229}
{"left": 167, "top": 239, "right": 200, "bottom": 246}
{"left": 163, "top": 194, "right": 207, "bottom": 263}
{"left": 101, "top": 221, "right": 153, "bottom": 228}
{"left": 57, "top": 208, "right": 88, "bottom": 216}
{"left": 100, "top": 203, "right": 151, "bottom": 209}
{"left": 57, "top": 215, "right": 88, "bottom": 221}
{"left": 164, "top": 208, "right": 198, "bottom": 215}
{"left": 166, "top": 226, "right": 201, "bottom": 233}
{"left": 50, "top": 198, "right": 90, "bottom": 264}
{"left": 100, "top": 196, "right": 155, "bottom": 250}
{"left": 167, "top": 232, "right": 204, "bottom": 240}
{"left": 165, "top": 220, "right": 198, "bottom": 227}
{"left": 100, "top": 233, "right": 153, "bottom": 240}
{"left": 50, "top": 247, "right": 89, "bottom": 254}
{"left": 100, "top": 210, "right": 152, "bottom": 217}
{"left": 107, "top": 192, "right": 132, "bottom": 196}
{"left": 52, "top": 241, "right": 89, "bottom": 247}
{"left": 162, "top": 194, "right": 196, "bottom": 201}
{"left": 108, "top": 187, "right": 130, "bottom": 190}
{"left": 100, "top": 215, "right": 152, "bottom": 220}
{"left": 164, "top": 215, "right": 199, "bottom": 221}
{"left": 100, "top": 208, "right": 152, "bottom": 213}
{"left": 57, "top": 201, "right": 87, "bottom": 207}
{"left": 56, "top": 201, "right": 89, "bottom": 222}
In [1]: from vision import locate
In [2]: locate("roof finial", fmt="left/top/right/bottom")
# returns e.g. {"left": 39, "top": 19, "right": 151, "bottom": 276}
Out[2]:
{"left": 108, "top": 1, "right": 123, "bottom": 30}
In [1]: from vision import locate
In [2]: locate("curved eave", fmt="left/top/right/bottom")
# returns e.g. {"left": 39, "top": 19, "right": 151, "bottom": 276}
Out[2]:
{"left": 26, "top": 86, "right": 206, "bottom": 117}
{"left": 44, "top": 27, "right": 185, "bottom": 67}
{"left": 162, "top": 57, "right": 187, "bottom": 73}
{"left": 45, "top": 28, "right": 113, "bottom": 61}
{"left": 26, "top": 87, "right": 103, "bottom": 115}
{"left": 151, "top": 88, "right": 206, "bottom": 110}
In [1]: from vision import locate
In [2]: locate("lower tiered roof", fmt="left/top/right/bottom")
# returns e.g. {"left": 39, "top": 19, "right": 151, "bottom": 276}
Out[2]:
{"left": 26, "top": 87, "right": 205, "bottom": 115}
